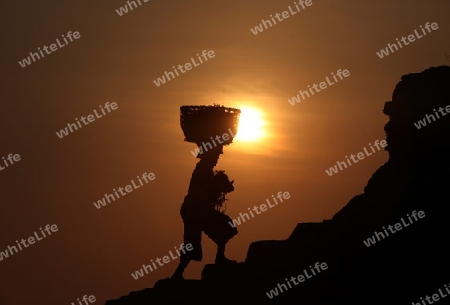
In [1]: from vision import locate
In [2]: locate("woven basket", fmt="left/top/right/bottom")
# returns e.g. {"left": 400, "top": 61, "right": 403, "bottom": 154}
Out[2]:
{"left": 180, "top": 105, "right": 241, "bottom": 145}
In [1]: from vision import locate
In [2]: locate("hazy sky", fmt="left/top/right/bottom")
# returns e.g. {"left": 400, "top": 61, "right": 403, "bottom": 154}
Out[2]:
{"left": 1, "top": 0, "right": 449, "bottom": 304}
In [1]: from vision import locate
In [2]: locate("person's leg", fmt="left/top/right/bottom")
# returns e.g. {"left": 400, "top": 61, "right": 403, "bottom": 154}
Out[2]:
{"left": 215, "top": 241, "right": 236, "bottom": 264}
{"left": 171, "top": 220, "right": 202, "bottom": 280}
{"left": 215, "top": 242, "right": 226, "bottom": 262}
{"left": 203, "top": 210, "right": 237, "bottom": 264}
{"left": 171, "top": 254, "right": 190, "bottom": 280}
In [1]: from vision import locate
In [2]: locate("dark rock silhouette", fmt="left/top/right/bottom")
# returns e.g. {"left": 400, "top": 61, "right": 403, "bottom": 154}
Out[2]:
{"left": 106, "top": 66, "right": 450, "bottom": 305}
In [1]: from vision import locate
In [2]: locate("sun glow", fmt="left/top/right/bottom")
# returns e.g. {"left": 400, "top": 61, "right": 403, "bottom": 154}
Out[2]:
{"left": 235, "top": 107, "right": 266, "bottom": 142}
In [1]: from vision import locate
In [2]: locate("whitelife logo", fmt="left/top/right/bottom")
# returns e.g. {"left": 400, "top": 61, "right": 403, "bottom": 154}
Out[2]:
{"left": 250, "top": 0, "right": 313, "bottom": 35}
{"left": 376, "top": 22, "right": 439, "bottom": 59}
{"left": 190, "top": 128, "right": 236, "bottom": 157}
{"left": 70, "top": 294, "right": 96, "bottom": 305}
{"left": 363, "top": 210, "right": 425, "bottom": 247}
{"left": 153, "top": 50, "right": 215, "bottom": 87}
{"left": 0, "top": 153, "right": 21, "bottom": 172}
{"left": 93, "top": 172, "right": 156, "bottom": 209}
{"left": 325, "top": 139, "right": 387, "bottom": 176}
{"left": 288, "top": 69, "right": 350, "bottom": 106}
{"left": 131, "top": 243, "right": 193, "bottom": 280}
{"left": 266, "top": 262, "right": 328, "bottom": 299}
{"left": 56, "top": 102, "right": 118, "bottom": 139}
{"left": 18, "top": 31, "right": 81, "bottom": 68}
{"left": 115, "top": 0, "right": 150, "bottom": 16}
{"left": 0, "top": 224, "right": 59, "bottom": 262}
{"left": 228, "top": 191, "right": 291, "bottom": 228}
{"left": 414, "top": 105, "right": 450, "bottom": 130}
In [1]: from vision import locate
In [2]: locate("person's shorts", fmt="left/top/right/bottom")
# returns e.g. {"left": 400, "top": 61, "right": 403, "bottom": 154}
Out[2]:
{"left": 181, "top": 209, "right": 238, "bottom": 261}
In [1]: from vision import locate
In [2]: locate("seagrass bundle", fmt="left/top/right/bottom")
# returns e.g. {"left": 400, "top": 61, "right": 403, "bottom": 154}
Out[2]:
{"left": 180, "top": 104, "right": 241, "bottom": 145}
{"left": 209, "top": 170, "right": 234, "bottom": 212}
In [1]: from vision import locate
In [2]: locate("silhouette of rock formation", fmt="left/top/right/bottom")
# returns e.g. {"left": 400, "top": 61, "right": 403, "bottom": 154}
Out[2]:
{"left": 106, "top": 66, "right": 450, "bottom": 305}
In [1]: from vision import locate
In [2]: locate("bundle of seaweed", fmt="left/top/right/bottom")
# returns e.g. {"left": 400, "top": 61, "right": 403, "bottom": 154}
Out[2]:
{"left": 209, "top": 170, "right": 235, "bottom": 212}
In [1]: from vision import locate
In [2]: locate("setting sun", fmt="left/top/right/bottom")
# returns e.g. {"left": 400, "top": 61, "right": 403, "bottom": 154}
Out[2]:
{"left": 235, "top": 107, "right": 266, "bottom": 142}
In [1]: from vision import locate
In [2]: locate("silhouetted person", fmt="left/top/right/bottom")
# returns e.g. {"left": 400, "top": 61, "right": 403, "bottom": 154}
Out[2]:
{"left": 171, "top": 144, "right": 238, "bottom": 280}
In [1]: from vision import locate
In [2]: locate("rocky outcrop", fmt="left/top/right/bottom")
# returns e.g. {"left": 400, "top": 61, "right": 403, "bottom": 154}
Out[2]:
{"left": 106, "top": 66, "right": 450, "bottom": 305}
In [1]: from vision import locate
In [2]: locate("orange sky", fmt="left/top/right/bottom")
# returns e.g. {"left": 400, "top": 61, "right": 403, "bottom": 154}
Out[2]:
{"left": 1, "top": 0, "right": 449, "bottom": 304}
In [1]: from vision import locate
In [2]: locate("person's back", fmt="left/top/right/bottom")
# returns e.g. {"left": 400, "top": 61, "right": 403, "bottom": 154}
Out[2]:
{"left": 181, "top": 157, "right": 216, "bottom": 215}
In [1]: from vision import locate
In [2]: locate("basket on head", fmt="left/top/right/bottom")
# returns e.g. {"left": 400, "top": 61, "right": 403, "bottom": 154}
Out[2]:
{"left": 180, "top": 105, "right": 241, "bottom": 145}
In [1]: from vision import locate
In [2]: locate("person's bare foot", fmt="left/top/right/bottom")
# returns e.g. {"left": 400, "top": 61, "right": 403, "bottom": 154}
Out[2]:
{"left": 215, "top": 257, "right": 237, "bottom": 264}
{"left": 170, "top": 273, "right": 185, "bottom": 281}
